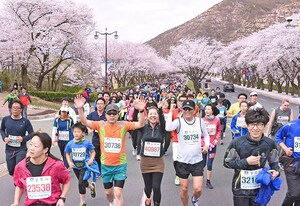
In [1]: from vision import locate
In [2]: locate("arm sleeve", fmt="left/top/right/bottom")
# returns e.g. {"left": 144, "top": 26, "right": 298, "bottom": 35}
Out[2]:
{"left": 23, "top": 120, "right": 34, "bottom": 142}
{"left": 231, "top": 115, "right": 238, "bottom": 133}
{"left": 215, "top": 118, "right": 222, "bottom": 142}
{"left": 165, "top": 112, "right": 179, "bottom": 132}
{"left": 0, "top": 118, "right": 6, "bottom": 141}
{"left": 275, "top": 125, "right": 287, "bottom": 145}
{"left": 200, "top": 118, "right": 210, "bottom": 147}
{"left": 223, "top": 141, "right": 249, "bottom": 170}
{"left": 158, "top": 109, "right": 166, "bottom": 134}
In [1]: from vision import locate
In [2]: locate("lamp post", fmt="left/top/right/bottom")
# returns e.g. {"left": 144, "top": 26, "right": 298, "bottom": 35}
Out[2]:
{"left": 94, "top": 28, "right": 118, "bottom": 92}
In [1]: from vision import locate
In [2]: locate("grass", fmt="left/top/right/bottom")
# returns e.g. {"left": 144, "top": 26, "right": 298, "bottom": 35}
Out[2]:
{"left": 30, "top": 96, "right": 61, "bottom": 110}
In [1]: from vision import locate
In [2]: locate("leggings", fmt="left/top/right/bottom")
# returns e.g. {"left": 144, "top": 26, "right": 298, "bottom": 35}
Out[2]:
{"left": 282, "top": 167, "right": 300, "bottom": 206}
{"left": 6, "top": 149, "right": 27, "bottom": 176}
{"left": 58, "top": 141, "right": 69, "bottom": 168}
{"left": 142, "top": 172, "right": 163, "bottom": 205}
{"left": 73, "top": 168, "right": 89, "bottom": 194}
{"left": 202, "top": 146, "right": 216, "bottom": 171}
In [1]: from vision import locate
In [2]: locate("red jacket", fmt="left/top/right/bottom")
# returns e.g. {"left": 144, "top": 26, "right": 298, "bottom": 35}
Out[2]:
{"left": 13, "top": 156, "right": 70, "bottom": 206}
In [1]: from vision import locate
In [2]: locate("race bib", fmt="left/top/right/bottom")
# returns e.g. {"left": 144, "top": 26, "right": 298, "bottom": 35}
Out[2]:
{"left": 240, "top": 169, "right": 262, "bottom": 189}
{"left": 206, "top": 124, "right": 216, "bottom": 136}
{"left": 294, "top": 137, "right": 300, "bottom": 152}
{"left": 218, "top": 111, "right": 225, "bottom": 117}
{"left": 26, "top": 176, "right": 52, "bottom": 200}
{"left": 143, "top": 141, "right": 161, "bottom": 157}
{"left": 72, "top": 147, "right": 86, "bottom": 161}
{"left": 58, "top": 131, "right": 69, "bottom": 141}
{"left": 104, "top": 137, "right": 122, "bottom": 153}
{"left": 8, "top": 135, "right": 21, "bottom": 147}
{"left": 183, "top": 133, "right": 200, "bottom": 145}
{"left": 236, "top": 117, "right": 246, "bottom": 127}
{"left": 277, "top": 116, "right": 289, "bottom": 125}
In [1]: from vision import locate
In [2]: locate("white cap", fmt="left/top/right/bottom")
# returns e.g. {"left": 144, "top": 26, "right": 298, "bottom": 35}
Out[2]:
{"left": 60, "top": 106, "right": 69, "bottom": 112}
{"left": 250, "top": 91, "right": 258, "bottom": 96}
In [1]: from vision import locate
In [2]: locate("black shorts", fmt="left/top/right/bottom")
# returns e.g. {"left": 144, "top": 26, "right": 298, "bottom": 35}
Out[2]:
{"left": 176, "top": 161, "right": 204, "bottom": 179}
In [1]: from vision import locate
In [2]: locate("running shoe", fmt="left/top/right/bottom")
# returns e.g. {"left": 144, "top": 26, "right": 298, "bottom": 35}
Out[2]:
{"left": 191, "top": 196, "right": 200, "bottom": 206}
{"left": 78, "top": 203, "right": 87, "bottom": 206}
{"left": 90, "top": 182, "right": 96, "bottom": 198}
{"left": 145, "top": 197, "right": 151, "bottom": 206}
{"left": 136, "top": 155, "right": 141, "bottom": 161}
{"left": 206, "top": 180, "right": 214, "bottom": 189}
{"left": 132, "top": 148, "right": 137, "bottom": 156}
{"left": 174, "top": 176, "right": 180, "bottom": 186}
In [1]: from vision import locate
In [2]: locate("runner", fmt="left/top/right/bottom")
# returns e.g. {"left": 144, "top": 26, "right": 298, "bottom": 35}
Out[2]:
{"left": 87, "top": 97, "right": 106, "bottom": 173}
{"left": 0, "top": 99, "right": 34, "bottom": 176}
{"left": 224, "top": 108, "right": 280, "bottom": 206}
{"left": 248, "top": 91, "right": 263, "bottom": 110}
{"left": 227, "top": 93, "right": 247, "bottom": 118}
{"left": 65, "top": 122, "right": 97, "bottom": 206}
{"left": 137, "top": 103, "right": 166, "bottom": 206}
{"left": 11, "top": 132, "right": 70, "bottom": 206}
{"left": 231, "top": 101, "right": 249, "bottom": 139}
{"left": 216, "top": 99, "right": 227, "bottom": 144}
{"left": 52, "top": 106, "right": 74, "bottom": 168}
{"left": 166, "top": 100, "right": 209, "bottom": 206}
{"left": 74, "top": 95, "right": 145, "bottom": 206}
{"left": 2, "top": 89, "right": 19, "bottom": 114}
{"left": 275, "top": 118, "right": 300, "bottom": 206}
{"left": 18, "top": 87, "right": 32, "bottom": 118}
{"left": 202, "top": 104, "right": 221, "bottom": 189}
{"left": 266, "top": 99, "right": 293, "bottom": 138}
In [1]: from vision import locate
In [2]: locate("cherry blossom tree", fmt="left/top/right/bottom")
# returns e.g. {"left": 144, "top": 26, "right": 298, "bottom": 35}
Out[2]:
{"left": 0, "top": 0, "right": 96, "bottom": 90}
{"left": 168, "top": 38, "right": 223, "bottom": 93}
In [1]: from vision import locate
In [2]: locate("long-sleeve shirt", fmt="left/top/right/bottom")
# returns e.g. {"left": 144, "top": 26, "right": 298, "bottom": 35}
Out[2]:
{"left": 0, "top": 116, "right": 33, "bottom": 150}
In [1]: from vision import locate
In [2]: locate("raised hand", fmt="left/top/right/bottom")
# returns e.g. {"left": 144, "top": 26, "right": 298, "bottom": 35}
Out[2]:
{"left": 135, "top": 98, "right": 146, "bottom": 111}
{"left": 74, "top": 95, "right": 85, "bottom": 109}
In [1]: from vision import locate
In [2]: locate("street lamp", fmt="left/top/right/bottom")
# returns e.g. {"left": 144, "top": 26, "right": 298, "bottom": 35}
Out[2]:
{"left": 94, "top": 28, "right": 118, "bottom": 92}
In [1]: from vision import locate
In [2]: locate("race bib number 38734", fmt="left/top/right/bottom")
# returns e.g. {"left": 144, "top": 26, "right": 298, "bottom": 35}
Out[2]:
{"left": 26, "top": 176, "right": 52, "bottom": 199}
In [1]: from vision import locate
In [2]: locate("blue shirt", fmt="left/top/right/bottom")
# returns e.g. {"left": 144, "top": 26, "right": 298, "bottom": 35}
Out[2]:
{"left": 275, "top": 119, "right": 300, "bottom": 159}
{"left": 231, "top": 112, "right": 248, "bottom": 139}
{"left": 53, "top": 117, "right": 74, "bottom": 142}
{"left": 87, "top": 111, "right": 106, "bottom": 142}
{"left": 65, "top": 139, "right": 95, "bottom": 169}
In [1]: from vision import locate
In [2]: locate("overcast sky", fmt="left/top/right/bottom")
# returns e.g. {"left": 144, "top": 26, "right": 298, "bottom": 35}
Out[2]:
{"left": 0, "top": 0, "right": 223, "bottom": 42}
{"left": 73, "top": 0, "right": 223, "bottom": 42}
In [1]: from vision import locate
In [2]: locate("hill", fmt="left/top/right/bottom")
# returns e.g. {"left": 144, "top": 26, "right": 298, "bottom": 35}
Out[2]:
{"left": 147, "top": 0, "right": 300, "bottom": 57}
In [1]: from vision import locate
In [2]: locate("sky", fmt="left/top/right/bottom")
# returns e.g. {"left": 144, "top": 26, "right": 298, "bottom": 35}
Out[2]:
{"left": 73, "top": 0, "right": 223, "bottom": 43}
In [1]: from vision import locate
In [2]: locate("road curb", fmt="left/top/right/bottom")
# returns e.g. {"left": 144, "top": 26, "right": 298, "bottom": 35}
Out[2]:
{"left": 215, "top": 78, "right": 300, "bottom": 105}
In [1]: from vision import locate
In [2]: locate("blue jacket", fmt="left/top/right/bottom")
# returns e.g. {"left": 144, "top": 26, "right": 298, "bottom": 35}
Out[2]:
{"left": 255, "top": 167, "right": 282, "bottom": 206}
{"left": 83, "top": 161, "right": 101, "bottom": 182}
{"left": 231, "top": 112, "right": 248, "bottom": 139}
{"left": 275, "top": 119, "right": 300, "bottom": 159}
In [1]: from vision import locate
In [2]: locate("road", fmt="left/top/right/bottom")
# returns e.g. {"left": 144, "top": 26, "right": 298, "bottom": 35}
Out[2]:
{"left": 0, "top": 79, "right": 298, "bottom": 205}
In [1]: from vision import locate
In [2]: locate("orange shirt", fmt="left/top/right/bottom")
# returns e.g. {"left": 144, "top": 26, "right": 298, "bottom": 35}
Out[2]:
{"left": 92, "top": 121, "right": 136, "bottom": 166}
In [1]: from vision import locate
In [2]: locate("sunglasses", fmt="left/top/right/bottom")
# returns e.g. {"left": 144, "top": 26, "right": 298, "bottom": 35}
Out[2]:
{"left": 183, "top": 107, "right": 193, "bottom": 111}
{"left": 107, "top": 111, "right": 118, "bottom": 116}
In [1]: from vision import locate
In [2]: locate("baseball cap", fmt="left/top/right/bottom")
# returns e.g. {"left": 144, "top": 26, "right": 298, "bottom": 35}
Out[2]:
{"left": 60, "top": 106, "right": 69, "bottom": 112}
{"left": 105, "top": 104, "right": 119, "bottom": 113}
{"left": 182, "top": 100, "right": 195, "bottom": 110}
{"left": 250, "top": 91, "right": 258, "bottom": 96}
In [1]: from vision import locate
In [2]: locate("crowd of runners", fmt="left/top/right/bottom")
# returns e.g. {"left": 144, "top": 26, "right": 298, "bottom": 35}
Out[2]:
{"left": 1, "top": 78, "right": 300, "bottom": 206}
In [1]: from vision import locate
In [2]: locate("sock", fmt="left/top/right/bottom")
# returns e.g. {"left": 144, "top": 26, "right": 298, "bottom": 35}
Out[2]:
{"left": 80, "top": 198, "right": 86, "bottom": 203}
{"left": 89, "top": 183, "right": 94, "bottom": 189}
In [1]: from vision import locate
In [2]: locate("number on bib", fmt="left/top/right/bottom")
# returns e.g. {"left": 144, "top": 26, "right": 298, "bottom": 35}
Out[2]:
{"left": 26, "top": 176, "right": 52, "bottom": 199}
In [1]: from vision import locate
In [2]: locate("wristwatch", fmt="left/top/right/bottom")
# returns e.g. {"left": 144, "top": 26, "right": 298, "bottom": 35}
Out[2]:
{"left": 59, "top": 197, "right": 66, "bottom": 202}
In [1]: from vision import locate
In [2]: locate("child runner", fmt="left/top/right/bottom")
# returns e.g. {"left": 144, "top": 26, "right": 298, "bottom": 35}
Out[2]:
{"left": 65, "top": 122, "right": 97, "bottom": 206}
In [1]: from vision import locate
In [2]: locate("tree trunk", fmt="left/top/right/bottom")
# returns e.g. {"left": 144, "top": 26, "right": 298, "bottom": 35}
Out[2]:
{"left": 285, "top": 81, "right": 289, "bottom": 95}
{"left": 267, "top": 77, "right": 273, "bottom": 92}
{"left": 21, "top": 64, "right": 28, "bottom": 88}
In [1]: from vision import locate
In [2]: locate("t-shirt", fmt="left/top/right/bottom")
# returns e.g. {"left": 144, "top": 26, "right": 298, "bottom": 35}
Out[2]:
{"left": 228, "top": 102, "right": 240, "bottom": 116}
{"left": 92, "top": 121, "right": 136, "bottom": 166}
{"left": 65, "top": 139, "right": 95, "bottom": 169}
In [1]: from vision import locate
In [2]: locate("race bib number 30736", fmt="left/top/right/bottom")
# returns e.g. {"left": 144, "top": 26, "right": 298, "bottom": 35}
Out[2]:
{"left": 26, "top": 176, "right": 52, "bottom": 199}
